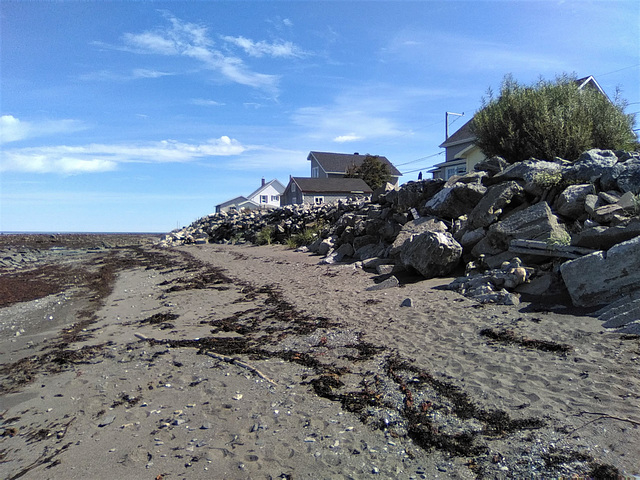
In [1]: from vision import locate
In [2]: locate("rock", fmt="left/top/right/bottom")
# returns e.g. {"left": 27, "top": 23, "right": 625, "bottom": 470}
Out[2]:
{"left": 366, "top": 275, "right": 399, "bottom": 291}
{"left": 468, "top": 181, "right": 525, "bottom": 228}
{"left": 560, "top": 235, "right": 640, "bottom": 307}
{"left": 554, "top": 184, "right": 596, "bottom": 219}
{"left": 482, "top": 202, "right": 567, "bottom": 253}
{"left": 399, "top": 231, "right": 462, "bottom": 278}
{"left": 474, "top": 156, "right": 509, "bottom": 176}
{"left": 424, "top": 182, "right": 487, "bottom": 219}
{"left": 571, "top": 219, "right": 640, "bottom": 250}
{"left": 562, "top": 149, "right": 619, "bottom": 186}
{"left": 317, "top": 236, "right": 336, "bottom": 256}
{"left": 617, "top": 159, "right": 640, "bottom": 194}
{"left": 371, "top": 182, "right": 397, "bottom": 203}
{"left": 487, "top": 159, "right": 562, "bottom": 195}
{"left": 400, "top": 298, "right": 413, "bottom": 307}
{"left": 460, "top": 227, "right": 486, "bottom": 248}
{"left": 389, "top": 216, "right": 447, "bottom": 257}
{"left": 376, "top": 264, "right": 405, "bottom": 275}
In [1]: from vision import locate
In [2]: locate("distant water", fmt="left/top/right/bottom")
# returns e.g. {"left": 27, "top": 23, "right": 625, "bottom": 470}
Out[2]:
{"left": 0, "top": 231, "right": 164, "bottom": 235}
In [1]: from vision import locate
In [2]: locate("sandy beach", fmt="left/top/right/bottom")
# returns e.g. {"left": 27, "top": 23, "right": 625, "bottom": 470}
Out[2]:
{"left": 1, "top": 237, "right": 639, "bottom": 479}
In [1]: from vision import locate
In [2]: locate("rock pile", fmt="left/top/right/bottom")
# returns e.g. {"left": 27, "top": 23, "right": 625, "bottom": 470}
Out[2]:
{"left": 163, "top": 149, "right": 640, "bottom": 312}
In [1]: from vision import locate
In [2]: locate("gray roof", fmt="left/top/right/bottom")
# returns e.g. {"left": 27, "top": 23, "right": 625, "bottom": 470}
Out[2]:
{"left": 247, "top": 178, "right": 285, "bottom": 199}
{"left": 291, "top": 177, "right": 373, "bottom": 194}
{"left": 308, "top": 151, "right": 402, "bottom": 177}
{"left": 439, "top": 118, "right": 475, "bottom": 148}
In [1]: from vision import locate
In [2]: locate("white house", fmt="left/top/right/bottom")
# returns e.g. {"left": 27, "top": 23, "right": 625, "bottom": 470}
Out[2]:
{"left": 215, "top": 178, "right": 285, "bottom": 213}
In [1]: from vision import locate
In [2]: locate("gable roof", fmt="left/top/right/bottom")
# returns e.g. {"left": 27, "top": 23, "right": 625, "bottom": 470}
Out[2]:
{"left": 439, "top": 118, "right": 475, "bottom": 148}
{"left": 440, "top": 75, "right": 609, "bottom": 150}
{"left": 247, "top": 178, "right": 285, "bottom": 199}
{"left": 291, "top": 177, "right": 373, "bottom": 194}
{"left": 216, "top": 196, "right": 258, "bottom": 209}
{"left": 308, "top": 151, "right": 402, "bottom": 177}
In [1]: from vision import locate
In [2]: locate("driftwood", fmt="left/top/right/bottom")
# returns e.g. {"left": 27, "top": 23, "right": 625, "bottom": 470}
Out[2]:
{"left": 204, "top": 351, "right": 277, "bottom": 385}
{"left": 134, "top": 333, "right": 276, "bottom": 385}
{"left": 509, "top": 239, "right": 597, "bottom": 259}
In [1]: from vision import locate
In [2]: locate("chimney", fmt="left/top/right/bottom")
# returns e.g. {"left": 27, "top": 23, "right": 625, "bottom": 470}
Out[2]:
{"left": 261, "top": 177, "right": 265, "bottom": 186}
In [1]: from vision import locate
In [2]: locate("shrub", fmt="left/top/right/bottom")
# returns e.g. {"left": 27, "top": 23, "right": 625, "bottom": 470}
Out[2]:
{"left": 256, "top": 226, "right": 275, "bottom": 245}
{"left": 471, "top": 74, "right": 636, "bottom": 163}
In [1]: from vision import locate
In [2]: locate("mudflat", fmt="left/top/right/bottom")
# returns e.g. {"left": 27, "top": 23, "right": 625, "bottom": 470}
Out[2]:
{"left": 1, "top": 236, "right": 639, "bottom": 479}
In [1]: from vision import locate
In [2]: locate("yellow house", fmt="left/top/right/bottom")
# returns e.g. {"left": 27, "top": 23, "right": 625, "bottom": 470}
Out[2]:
{"left": 431, "top": 76, "right": 608, "bottom": 180}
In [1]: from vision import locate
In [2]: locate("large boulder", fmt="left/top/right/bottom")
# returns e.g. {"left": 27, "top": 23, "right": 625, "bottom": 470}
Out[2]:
{"left": 389, "top": 216, "right": 447, "bottom": 257}
{"left": 399, "top": 231, "right": 462, "bottom": 278}
{"left": 479, "top": 201, "right": 567, "bottom": 253}
{"left": 474, "top": 156, "right": 509, "bottom": 176}
{"left": 487, "top": 159, "right": 562, "bottom": 195}
{"left": 423, "top": 181, "right": 487, "bottom": 219}
{"left": 560, "top": 235, "right": 640, "bottom": 307}
{"left": 554, "top": 184, "right": 596, "bottom": 219}
{"left": 562, "top": 149, "right": 619, "bottom": 186}
{"left": 617, "top": 159, "right": 640, "bottom": 194}
{"left": 468, "top": 181, "right": 525, "bottom": 228}
{"left": 572, "top": 219, "right": 640, "bottom": 250}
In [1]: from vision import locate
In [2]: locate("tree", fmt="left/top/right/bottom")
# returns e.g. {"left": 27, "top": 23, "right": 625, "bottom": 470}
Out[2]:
{"left": 471, "top": 74, "right": 636, "bottom": 163}
{"left": 344, "top": 155, "right": 391, "bottom": 190}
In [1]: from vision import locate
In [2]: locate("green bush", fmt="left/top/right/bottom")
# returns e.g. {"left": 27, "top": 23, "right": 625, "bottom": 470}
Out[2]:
{"left": 471, "top": 74, "right": 636, "bottom": 163}
{"left": 256, "top": 226, "right": 275, "bottom": 245}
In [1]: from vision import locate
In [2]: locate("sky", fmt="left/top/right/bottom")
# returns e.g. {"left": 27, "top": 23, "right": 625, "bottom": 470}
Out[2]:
{"left": 1, "top": 1, "right": 639, "bottom": 233}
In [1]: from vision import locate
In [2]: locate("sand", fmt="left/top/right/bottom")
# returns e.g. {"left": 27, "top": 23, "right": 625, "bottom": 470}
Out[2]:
{"left": 1, "top": 239, "right": 639, "bottom": 479}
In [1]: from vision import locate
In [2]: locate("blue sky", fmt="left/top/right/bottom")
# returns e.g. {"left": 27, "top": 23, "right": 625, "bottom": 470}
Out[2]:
{"left": 1, "top": 1, "right": 638, "bottom": 232}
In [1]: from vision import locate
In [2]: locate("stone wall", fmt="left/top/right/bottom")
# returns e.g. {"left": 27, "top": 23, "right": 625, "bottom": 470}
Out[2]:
{"left": 162, "top": 149, "right": 640, "bottom": 311}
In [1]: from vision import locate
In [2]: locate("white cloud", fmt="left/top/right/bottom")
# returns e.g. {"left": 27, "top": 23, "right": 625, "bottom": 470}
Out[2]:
{"left": 0, "top": 115, "right": 85, "bottom": 145}
{"left": 117, "top": 14, "right": 282, "bottom": 93}
{"left": 221, "top": 35, "right": 305, "bottom": 58}
{"left": 0, "top": 136, "right": 246, "bottom": 174}
{"left": 0, "top": 115, "right": 29, "bottom": 143}
{"left": 132, "top": 68, "right": 173, "bottom": 79}
{"left": 333, "top": 133, "right": 362, "bottom": 143}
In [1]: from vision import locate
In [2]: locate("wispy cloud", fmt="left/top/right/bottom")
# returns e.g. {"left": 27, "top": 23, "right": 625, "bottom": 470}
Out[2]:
{"left": 292, "top": 85, "right": 451, "bottom": 143}
{"left": 191, "top": 98, "right": 225, "bottom": 107}
{"left": 221, "top": 35, "right": 305, "bottom": 58}
{"left": 0, "top": 115, "right": 85, "bottom": 145}
{"left": 111, "top": 13, "right": 288, "bottom": 93}
{"left": 1, "top": 136, "right": 246, "bottom": 174}
{"left": 382, "top": 30, "right": 565, "bottom": 74}
{"left": 80, "top": 69, "right": 175, "bottom": 81}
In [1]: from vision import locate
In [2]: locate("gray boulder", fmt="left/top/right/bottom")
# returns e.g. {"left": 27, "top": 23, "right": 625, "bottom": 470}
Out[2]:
{"left": 474, "top": 156, "right": 509, "bottom": 176}
{"left": 617, "top": 159, "right": 640, "bottom": 194}
{"left": 562, "top": 149, "right": 619, "bottom": 186}
{"left": 389, "top": 216, "right": 447, "bottom": 257}
{"left": 487, "top": 159, "right": 562, "bottom": 195}
{"left": 554, "top": 184, "right": 596, "bottom": 219}
{"left": 482, "top": 201, "right": 567, "bottom": 253}
{"left": 468, "top": 181, "right": 525, "bottom": 228}
{"left": 572, "top": 219, "right": 640, "bottom": 250}
{"left": 560, "top": 235, "right": 640, "bottom": 307}
{"left": 424, "top": 182, "right": 487, "bottom": 219}
{"left": 399, "top": 231, "right": 462, "bottom": 278}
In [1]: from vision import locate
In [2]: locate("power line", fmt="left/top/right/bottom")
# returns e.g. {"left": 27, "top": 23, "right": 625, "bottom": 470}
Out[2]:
{"left": 395, "top": 151, "right": 444, "bottom": 167}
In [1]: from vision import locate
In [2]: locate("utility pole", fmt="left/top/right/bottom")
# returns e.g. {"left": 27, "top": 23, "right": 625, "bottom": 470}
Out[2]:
{"left": 445, "top": 111, "right": 464, "bottom": 140}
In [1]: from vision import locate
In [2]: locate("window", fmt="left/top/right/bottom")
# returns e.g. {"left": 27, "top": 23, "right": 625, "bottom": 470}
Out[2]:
{"left": 271, "top": 195, "right": 279, "bottom": 202}
{"left": 311, "top": 167, "right": 319, "bottom": 178}
{"left": 314, "top": 196, "right": 324, "bottom": 205}
{"left": 291, "top": 183, "right": 296, "bottom": 192}
{"left": 260, "top": 195, "right": 268, "bottom": 203}
{"left": 445, "top": 165, "right": 466, "bottom": 179}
